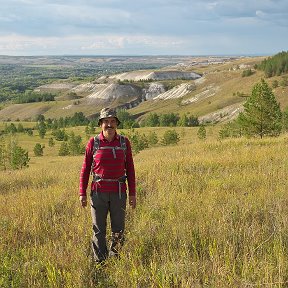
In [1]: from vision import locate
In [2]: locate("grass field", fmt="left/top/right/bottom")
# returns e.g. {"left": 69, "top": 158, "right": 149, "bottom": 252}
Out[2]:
{"left": 1, "top": 127, "right": 288, "bottom": 287}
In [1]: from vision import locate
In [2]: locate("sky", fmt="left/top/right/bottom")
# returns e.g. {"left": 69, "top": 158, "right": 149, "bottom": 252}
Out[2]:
{"left": 0, "top": 0, "right": 287, "bottom": 56}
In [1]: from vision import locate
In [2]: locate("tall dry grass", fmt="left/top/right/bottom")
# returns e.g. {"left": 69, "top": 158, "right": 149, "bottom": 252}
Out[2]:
{"left": 1, "top": 133, "right": 288, "bottom": 287}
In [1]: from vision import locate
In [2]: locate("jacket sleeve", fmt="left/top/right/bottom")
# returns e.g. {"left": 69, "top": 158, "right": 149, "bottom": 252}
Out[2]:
{"left": 125, "top": 137, "right": 136, "bottom": 196}
{"left": 79, "top": 137, "right": 94, "bottom": 196}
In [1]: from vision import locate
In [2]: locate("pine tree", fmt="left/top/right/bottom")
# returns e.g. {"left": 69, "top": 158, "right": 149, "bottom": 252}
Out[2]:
{"left": 34, "top": 143, "right": 44, "bottom": 156}
{"left": 9, "top": 140, "right": 30, "bottom": 169}
{"left": 37, "top": 121, "right": 47, "bottom": 139}
{"left": 177, "top": 114, "right": 189, "bottom": 127}
{"left": 197, "top": 125, "right": 206, "bottom": 140}
{"left": 147, "top": 131, "right": 158, "bottom": 145}
{"left": 48, "top": 138, "right": 55, "bottom": 147}
{"left": 58, "top": 142, "right": 69, "bottom": 156}
{"left": 161, "top": 130, "right": 180, "bottom": 145}
{"left": 238, "top": 79, "right": 282, "bottom": 138}
{"left": 68, "top": 132, "right": 84, "bottom": 155}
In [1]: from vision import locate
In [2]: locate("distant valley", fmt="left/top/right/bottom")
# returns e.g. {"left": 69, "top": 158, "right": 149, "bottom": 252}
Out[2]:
{"left": 0, "top": 54, "right": 287, "bottom": 124}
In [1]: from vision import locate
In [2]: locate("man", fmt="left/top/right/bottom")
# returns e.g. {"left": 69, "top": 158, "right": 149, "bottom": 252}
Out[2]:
{"left": 79, "top": 107, "right": 136, "bottom": 263}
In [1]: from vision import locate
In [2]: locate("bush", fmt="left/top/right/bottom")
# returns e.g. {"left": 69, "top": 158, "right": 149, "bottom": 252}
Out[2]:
{"left": 67, "top": 132, "right": 85, "bottom": 155}
{"left": 128, "top": 130, "right": 149, "bottom": 154}
{"left": 52, "top": 129, "right": 68, "bottom": 141}
{"left": 3, "top": 139, "right": 30, "bottom": 169}
{"left": 161, "top": 130, "right": 180, "bottom": 145}
{"left": 272, "top": 80, "right": 279, "bottom": 88}
{"left": 58, "top": 142, "right": 69, "bottom": 156}
{"left": 197, "top": 125, "right": 206, "bottom": 140}
{"left": 147, "top": 131, "right": 158, "bottom": 146}
{"left": 33, "top": 143, "right": 45, "bottom": 156}
{"left": 242, "top": 69, "right": 254, "bottom": 77}
{"left": 48, "top": 138, "right": 55, "bottom": 147}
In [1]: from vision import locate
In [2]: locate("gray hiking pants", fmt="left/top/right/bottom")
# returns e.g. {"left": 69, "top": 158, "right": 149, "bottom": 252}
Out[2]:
{"left": 90, "top": 191, "right": 127, "bottom": 261}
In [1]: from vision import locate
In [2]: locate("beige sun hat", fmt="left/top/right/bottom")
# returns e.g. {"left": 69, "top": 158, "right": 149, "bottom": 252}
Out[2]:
{"left": 98, "top": 107, "right": 120, "bottom": 126}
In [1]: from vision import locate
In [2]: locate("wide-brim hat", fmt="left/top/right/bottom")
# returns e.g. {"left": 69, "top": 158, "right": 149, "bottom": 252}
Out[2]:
{"left": 98, "top": 107, "right": 120, "bottom": 126}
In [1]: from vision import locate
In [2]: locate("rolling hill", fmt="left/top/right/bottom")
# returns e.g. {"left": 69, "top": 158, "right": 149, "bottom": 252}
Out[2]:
{"left": 0, "top": 55, "right": 287, "bottom": 124}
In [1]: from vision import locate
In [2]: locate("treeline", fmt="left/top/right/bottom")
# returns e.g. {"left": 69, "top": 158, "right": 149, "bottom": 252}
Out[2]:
{"left": 141, "top": 112, "right": 199, "bottom": 127}
{"left": 35, "top": 112, "right": 90, "bottom": 130}
{"left": 256, "top": 51, "right": 288, "bottom": 77}
{"left": 1, "top": 110, "right": 199, "bottom": 138}
{"left": 0, "top": 112, "right": 91, "bottom": 136}
{"left": 15, "top": 91, "right": 55, "bottom": 103}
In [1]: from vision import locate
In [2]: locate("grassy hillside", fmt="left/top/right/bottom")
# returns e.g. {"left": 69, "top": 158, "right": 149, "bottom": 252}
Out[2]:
{"left": 1, "top": 126, "right": 288, "bottom": 287}
{"left": 1, "top": 55, "right": 287, "bottom": 123}
{"left": 130, "top": 59, "right": 288, "bottom": 121}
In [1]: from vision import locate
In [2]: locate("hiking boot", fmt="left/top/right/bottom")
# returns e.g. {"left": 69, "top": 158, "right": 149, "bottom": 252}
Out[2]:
{"left": 109, "top": 232, "right": 124, "bottom": 257}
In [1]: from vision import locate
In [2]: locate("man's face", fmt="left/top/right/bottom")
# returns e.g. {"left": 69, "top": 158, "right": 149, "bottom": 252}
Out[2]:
{"left": 100, "top": 117, "right": 118, "bottom": 133}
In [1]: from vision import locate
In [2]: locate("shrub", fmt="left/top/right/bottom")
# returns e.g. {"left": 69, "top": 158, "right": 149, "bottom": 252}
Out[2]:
{"left": 58, "top": 142, "right": 69, "bottom": 156}
{"left": 147, "top": 131, "right": 158, "bottom": 146}
{"left": 161, "top": 129, "right": 180, "bottom": 145}
{"left": 7, "top": 139, "right": 30, "bottom": 169}
{"left": 128, "top": 130, "right": 149, "bottom": 154}
{"left": 197, "top": 125, "right": 206, "bottom": 140}
{"left": 33, "top": 143, "right": 45, "bottom": 156}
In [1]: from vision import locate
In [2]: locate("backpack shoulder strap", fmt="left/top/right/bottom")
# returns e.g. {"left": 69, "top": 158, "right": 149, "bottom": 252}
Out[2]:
{"left": 93, "top": 135, "right": 100, "bottom": 155}
{"left": 119, "top": 134, "right": 127, "bottom": 162}
{"left": 91, "top": 135, "right": 100, "bottom": 173}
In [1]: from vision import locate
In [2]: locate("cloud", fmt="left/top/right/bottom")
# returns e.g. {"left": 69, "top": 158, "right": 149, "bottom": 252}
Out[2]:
{"left": 0, "top": 0, "right": 287, "bottom": 55}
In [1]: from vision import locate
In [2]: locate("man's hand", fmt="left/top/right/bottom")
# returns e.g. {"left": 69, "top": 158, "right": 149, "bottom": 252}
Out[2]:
{"left": 129, "top": 196, "right": 136, "bottom": 209}
{"left": 79, "top": 195, "right": 87, "bottom": 207}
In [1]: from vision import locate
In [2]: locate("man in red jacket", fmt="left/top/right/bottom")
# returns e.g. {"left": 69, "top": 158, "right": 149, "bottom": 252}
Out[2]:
{"left": 79, "top": 107, "right": 136, "bottom": 263}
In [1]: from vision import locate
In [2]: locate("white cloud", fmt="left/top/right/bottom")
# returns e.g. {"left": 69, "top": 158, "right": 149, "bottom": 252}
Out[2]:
{"left": 0, "top": 0, "right": 287, "bottom": 55}
{"left": 81, "top": 35, "right": 185, "bottom": 51}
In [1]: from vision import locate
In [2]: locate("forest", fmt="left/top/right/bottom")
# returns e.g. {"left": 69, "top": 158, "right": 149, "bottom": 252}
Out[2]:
{"left": 257, "top": 50, "right": 288, "bottom": 77}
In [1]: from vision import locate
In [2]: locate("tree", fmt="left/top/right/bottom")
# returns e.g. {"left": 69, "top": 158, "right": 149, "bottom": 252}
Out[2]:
{"left": 161, "top": 129, "right": 180, "bottom": 145}
{"left": 257, "top": 51, "right": 288, "bottom": 77}
{"left": 67, "top": 132, "right": 84, "bottom": 155}
{"left": 272, "top": 80, "right": 279, "bottom": 89}
{"left": 85, "top": 122, "right": 95, "bottom": 137}
{"left": 197, "top": 125, "right": 206, "bottom": 140}
{"left": 144, "top": 113, "right": 159, "bottom": 127}
{"left": 5, "top": 123, "right": 17, "bottom": 134}
{"left": 35, "top": 114, "right": 45, "bottom": 122}
{"left": 242, "top": 69, "right": 254, "bottom": 77}
{"left": 52, "top": 129, "right": 68, "bottom": 141}
{"left": 26, "top": 129, "right": 33, "bottom": 136}
{"left": 33, "top": 143, "right": 45, "bottom": 156}
{"left": 159, "top": 113, "right": 179, "bottom": 127}
{"left": 8, "top": 139, "right": 30, "bottom": 169}
{"left": 188, "top": 115, "right": 199, "bottom": 127}
{"left": 37, "top": 121, "right": 47, "bottom": 139}
{"left": 58, "top": 142, "right": 69, "bottom": 156}
{"left": 147, "top": 131, "right": 158, "bottom": 145}
{"left": 280, "top": 76, "right": 288, "bottom": 87}
{"left": 238, "top": 79, "right": 282, "bottom": 138}
{"left": 218, "top": 121, "right": 243, "bottom": 139}
{"left": 177, "top": 114, "right": 188, "bottom": 127}
{"left": 127, "top": 130, "right": 149, "bottom": 154}
{"left": 117, "top": 109, "right": 138, "bottom": 129}
{"left": 17, "top": 123, "right": 24, "bottom": 133}
{"left": 48, "top": 138, "right": 55, "bottom": 147}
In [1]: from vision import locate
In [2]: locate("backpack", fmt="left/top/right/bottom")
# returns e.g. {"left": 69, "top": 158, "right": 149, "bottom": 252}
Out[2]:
{"left": 91, "top": 134, "right": 127, "bottom": 172}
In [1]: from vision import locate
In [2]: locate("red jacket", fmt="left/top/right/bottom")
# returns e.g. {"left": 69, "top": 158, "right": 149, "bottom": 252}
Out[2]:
{"left": 79, "top": 132, "right": 136, "bottom": 196}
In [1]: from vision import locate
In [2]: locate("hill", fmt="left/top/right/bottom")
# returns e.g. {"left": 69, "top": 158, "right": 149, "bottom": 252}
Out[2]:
{"left": 1, "top": 128, "right": 288, "bottom": 287}
{"left": 0, "top": 55, "right": 287, "bottom": 123}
